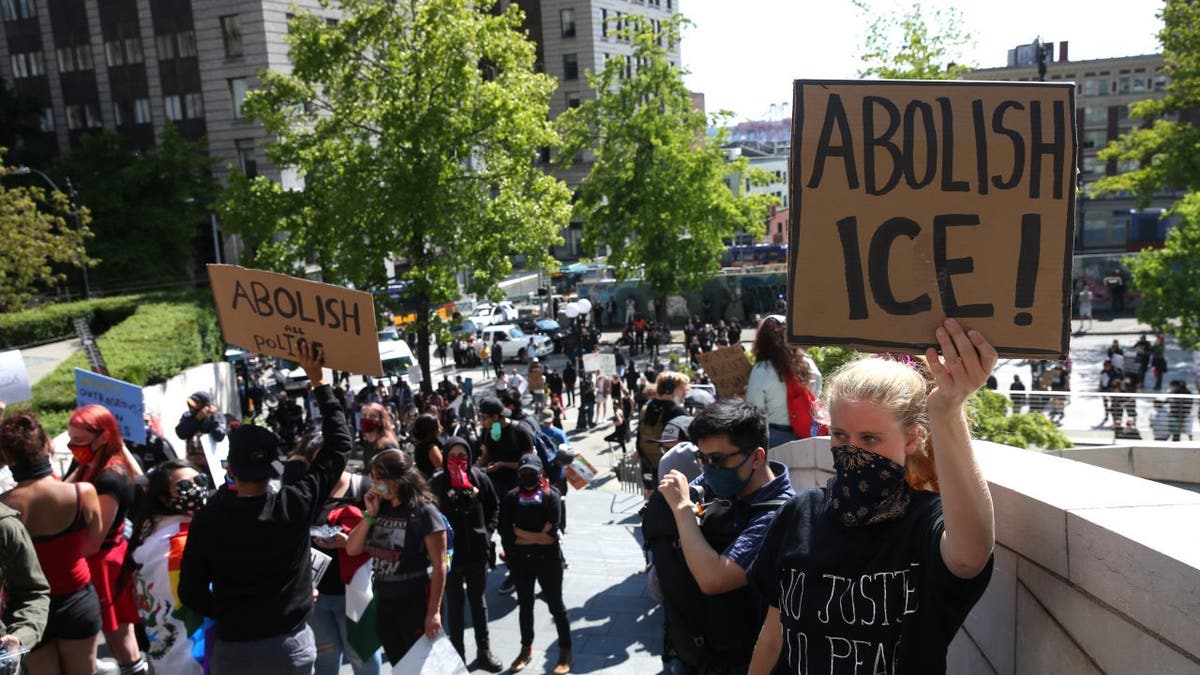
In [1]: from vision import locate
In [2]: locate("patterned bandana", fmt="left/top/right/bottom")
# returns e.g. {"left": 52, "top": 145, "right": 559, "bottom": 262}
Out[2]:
{"left": 827, "top": 444, "right": 911, "bottom": 527}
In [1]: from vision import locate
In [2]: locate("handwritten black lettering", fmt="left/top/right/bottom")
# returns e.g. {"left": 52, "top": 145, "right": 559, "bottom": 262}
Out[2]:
{"left": 868, "top": 217, "right": 932, "bottom": 316}
{"left": 809, "top": 94, "right": 859, "bottom": 190}
{"left": 863, "top": 96, "right": 902, "bottom": 196}
{"left": 933, "top": 214, "right": 994, "bottom": 318}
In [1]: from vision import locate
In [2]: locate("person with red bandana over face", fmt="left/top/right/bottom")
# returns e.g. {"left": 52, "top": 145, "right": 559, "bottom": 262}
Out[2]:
{"left": 65, "top": 404, "right": 149, "bottom": 675}
{"left": 429, "top": 438, "right": 502, "bottom": 671}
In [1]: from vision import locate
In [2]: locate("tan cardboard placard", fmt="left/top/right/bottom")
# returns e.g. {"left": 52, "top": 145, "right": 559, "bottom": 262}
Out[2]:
{"left": 697, "top": 345, "right": 752, "bottom": 399}
{"left": 207, "top": 264, "right": 382, "bottom": 376}
{"left": 789, "top": 80, "right": 1077, "bottom": 358}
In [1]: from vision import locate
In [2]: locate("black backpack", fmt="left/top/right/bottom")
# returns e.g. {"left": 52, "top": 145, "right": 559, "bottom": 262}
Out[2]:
{"left": 642, "top": 489, "right": 788, "bottom": 666}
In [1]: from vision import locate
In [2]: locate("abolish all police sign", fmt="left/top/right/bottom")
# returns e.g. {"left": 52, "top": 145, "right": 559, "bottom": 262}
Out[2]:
{"left": 207, "top": 265, "right": 383, "bottom": 376}
{"left": 788, "top": 80, "right": 1077, "bottom": 359}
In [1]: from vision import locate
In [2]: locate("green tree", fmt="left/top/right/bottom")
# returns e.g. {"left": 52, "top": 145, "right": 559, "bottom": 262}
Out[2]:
{"left": 219, "top": 0, "right": 571, "bottom": 390}
{"left": 0, "top": 155, "right": 94, "bottom": 310}
{"left": 1094, "top": 0, "right": 1200, "bottom": 201}
{"left": 556, "top": 15, "right": 775, "bottom": 317}
{"left": 51, "top": 126, "right": 217, "bottom": 292}
{"left": 1094, "top": 0, "right": 1200, "bottom": 347}
{"left": 970, "top": 389, "right": 1071, "bottom": 449}
{"left": 854, "top": 1, "right": 972, "bottom": 80}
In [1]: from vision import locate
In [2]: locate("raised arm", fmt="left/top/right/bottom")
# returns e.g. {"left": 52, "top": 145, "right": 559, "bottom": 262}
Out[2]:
{"left": 925, "top": 318, "right": 998, "bottom": 579}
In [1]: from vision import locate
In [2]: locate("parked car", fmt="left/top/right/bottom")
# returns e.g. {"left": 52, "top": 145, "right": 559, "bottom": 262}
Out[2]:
{"left": 515, "top": 317, "right": 568, "bottom": 353}
{"left": 479, "top": 324, "right": 553, "bottom": 363}
{"left": 273, "top": 358, "right": 312, "bottom": 394}
{"left": 469, "top": 302, "right": 518, "bottom": 327}
{"left": 378, "top": 327, "right": 415, "bottom": 376}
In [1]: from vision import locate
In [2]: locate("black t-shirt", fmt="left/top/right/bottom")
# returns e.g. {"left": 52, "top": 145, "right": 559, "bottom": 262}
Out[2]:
{"left": 365, "top": 501, "right": 445, "bottom": 599}
{"left": 749, "top": 488, "right": 993, "bottom": 675}
{"left": 414, "top": 439, "right": 440, "bottom": 480}
{"left": 498, "top": 485, "right": 562, "bottom": 551}
{"left": 93, "top": 469, "right": 134, "bottom": 548}
{"left": 481, "top": 422, "right": 534, "bottom": 489}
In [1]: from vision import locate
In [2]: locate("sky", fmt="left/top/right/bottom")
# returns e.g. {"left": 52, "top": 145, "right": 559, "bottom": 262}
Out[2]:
{"left": 680, "top": 0, "right": 1165, "bottom": 123}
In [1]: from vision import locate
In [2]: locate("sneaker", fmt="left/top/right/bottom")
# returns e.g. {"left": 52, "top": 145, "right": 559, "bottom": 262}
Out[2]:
{"left": 498, "top": 576, "right": 516, "bottom": 594}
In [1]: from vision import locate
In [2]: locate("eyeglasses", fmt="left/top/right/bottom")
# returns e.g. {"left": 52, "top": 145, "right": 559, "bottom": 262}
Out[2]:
{"left": 692, "top": 449, "right": 752, "bottom": 468}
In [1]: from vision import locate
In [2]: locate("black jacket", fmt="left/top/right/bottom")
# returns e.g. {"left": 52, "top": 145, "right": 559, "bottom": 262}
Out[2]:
{"left": 175, "top": 409, "right": 227, "bottom": 442}
{"left": 179, "top": 384, "right": 349, "bottom": 642}
{"left": 430, "top": 466, "right": 499, "bottom": 566}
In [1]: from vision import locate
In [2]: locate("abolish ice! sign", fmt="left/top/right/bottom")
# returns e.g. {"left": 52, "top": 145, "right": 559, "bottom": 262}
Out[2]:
{"left": 788, "top": 80, "right": 1077, "bottom": 358}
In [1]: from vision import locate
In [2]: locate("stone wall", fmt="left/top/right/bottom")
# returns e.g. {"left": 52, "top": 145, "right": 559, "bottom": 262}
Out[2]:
{"left": 771, "top": 438, "right": 1200, "bottom": 674}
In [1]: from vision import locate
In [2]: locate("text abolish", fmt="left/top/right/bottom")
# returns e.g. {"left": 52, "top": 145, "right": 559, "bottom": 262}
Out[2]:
{"left": 788, "top": 81, "right": 1077, "bottom": 359}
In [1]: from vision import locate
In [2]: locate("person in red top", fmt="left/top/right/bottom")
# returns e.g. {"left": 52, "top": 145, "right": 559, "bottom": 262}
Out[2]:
{"left": 0, "top": 411, "right": 105, "bottom": 675}
{"left": 65, "top": 404, "right": 148, "bottom": 674}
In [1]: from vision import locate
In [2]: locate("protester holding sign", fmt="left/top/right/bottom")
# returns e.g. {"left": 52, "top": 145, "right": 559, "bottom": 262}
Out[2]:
{"left": 747, "top": 319, "right": 997, "bottom": 675}
{"left": 127, "top": 459, "right": 208, "bottom": 675}
{"left": 180, "top": 341, "right": 349, "bottom": 674}
{"left": 746, "top": 315, "right": 824, "bottom": 449}
{"left": 65, "top": 405, "right": 147, "bottom": 675}
{"left": 344, "top": 449, "right": 448, "bottom": 666}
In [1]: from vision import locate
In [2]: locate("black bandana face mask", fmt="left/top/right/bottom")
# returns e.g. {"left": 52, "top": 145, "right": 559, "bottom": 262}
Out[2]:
{"left": 827, "top": 444, "right": 911, "bottom": 527}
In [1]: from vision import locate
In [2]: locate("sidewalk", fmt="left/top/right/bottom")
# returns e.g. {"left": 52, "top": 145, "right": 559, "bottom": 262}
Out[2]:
{"left": 19, "top": 337, "right": 81, "bottom": 386}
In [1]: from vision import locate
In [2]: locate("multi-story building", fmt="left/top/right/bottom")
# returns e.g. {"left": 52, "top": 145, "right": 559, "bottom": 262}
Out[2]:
{"left": 965, "top": 42, "right": 1186, "bottom": 254}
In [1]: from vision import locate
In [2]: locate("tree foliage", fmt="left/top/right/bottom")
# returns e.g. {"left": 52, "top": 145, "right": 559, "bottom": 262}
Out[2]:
{"left": 556, "top": 15, "right": 776, "bottom": 308}
{"left": 1095, "top": 0, "right": 1200, "bottom": 202}
{"left": 854, "top": 1, "right": 972, "bottom": 80}
{"left": 50, "top": 126, "right": 217, "bottom": 292}
{"left": 218, "top": 0, "right": 572, "bottom": 390}
{"left": 0, "top": 154, "right": 94, "bottom": 310}
{"left": 970, "top": 389, "right": 1072, "bottom": 450}
{"left": 1125, "top": 192, "right": 1200, "bottom": 348}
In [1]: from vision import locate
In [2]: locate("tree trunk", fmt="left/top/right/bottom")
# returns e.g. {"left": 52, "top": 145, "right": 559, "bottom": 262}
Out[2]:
{"left": 416, "top": 294, "right": 434, "bottom": 394}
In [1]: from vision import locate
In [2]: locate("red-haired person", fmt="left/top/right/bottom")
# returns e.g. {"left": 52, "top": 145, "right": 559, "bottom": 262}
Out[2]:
{"left": 65, "top": 405, "right": 148, "bottom": 674}
{"left": 0, "top": 411, "right": 102, "bottom": 675}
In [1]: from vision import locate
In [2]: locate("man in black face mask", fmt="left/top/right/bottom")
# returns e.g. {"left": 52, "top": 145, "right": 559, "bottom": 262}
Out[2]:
{"left": 644, "top": 400, "right": 794, "bottom": 674}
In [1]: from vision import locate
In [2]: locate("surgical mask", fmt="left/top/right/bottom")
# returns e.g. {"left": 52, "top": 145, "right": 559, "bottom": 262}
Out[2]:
{"left": 371, "top": 482, "right": 394, "bottom": 500}
{"left": 700, "top": 451, "right": 754, "bottom": 499}
{"left": 489, "top": 422, "right": 502, "bottom": 442}
{"left": 67, "top": 443, "right": 95, "bottom": 465}
{"left": 826, "top": 444, "right": 910, "bottom": 527}
{"left": 361, "top": 418, "right": 381, "bottom": 434}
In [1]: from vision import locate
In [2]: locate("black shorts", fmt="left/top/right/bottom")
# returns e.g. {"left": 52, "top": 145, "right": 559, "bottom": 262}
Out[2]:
{"left": 39, "top": 584, "right": 102, "bottom": 646}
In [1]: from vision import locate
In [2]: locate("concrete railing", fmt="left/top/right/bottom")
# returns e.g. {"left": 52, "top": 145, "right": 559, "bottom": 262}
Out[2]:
{"left": 771, "top": 438, "right": 1200, "bottom": 674}
{"left": 1049, "top": 443, "right": 1200, "bottom": 487}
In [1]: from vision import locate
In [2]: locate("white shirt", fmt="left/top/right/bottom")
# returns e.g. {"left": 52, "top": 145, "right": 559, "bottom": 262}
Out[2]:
{"left": 745, "top": 358, "right": 823, "bottom": 426}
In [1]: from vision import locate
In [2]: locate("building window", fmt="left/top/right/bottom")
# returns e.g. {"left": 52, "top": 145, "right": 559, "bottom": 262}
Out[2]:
{"left": 229, "top": 77, "right": 248, "bottom": 118}
{"left": 112, "top": 101, "right": 124, "bottom": 126}
{"left": 56, "top": 44, "right": 93, "bottom": 73}
{"left": 600, "top": 9, "right": 607, "bottom": 38}
{"left": 1083, "top": 130, "right": 1107, "bottom": 149}
{"left": 1081, "top": 79, "right": 1099, "bottom": 97}
{"left": 125, "top": 36, "right": 143, "bottom": 63}
{"left": 566, "top": 92, "right": 580, "bottom": 109}
{"left": 133, "top": 98, "right": 151, "bottom": 124}
{"left": 156, "top": 30, "right": 195, "bottom": 60}
{"left": 164, "top": 94, "right": 183, "bottom": 120}
{"left": 82, "top": 104, "right": 100, "bottom": 128}
{"left": 105, "top": 40, "right": 124, "bottom": 66}
{"left": 0, "top": 0, "right": 35, "bottom": 21}
{"left": 221, "top": 15, "right": 243, "bottom": 57}
{"left": 1132, "top": 76, "right": 1147, "bottom": 93}
{"left": 1082, "top": 155, "right": 1104, "bottom": 176}
{"left": 1155, "top": 73, "right": 1168, "bottom": 91}
{"left": 236, "top": 138, "right": 257, "bottom": 178}
{"left": 1083, "top": 106, "right": 1106, "bottom": 125}
{"left": 624, "top": 55, "right": 633, "bottom": 79}
{"left": 39, "top": 107, "right": 53, "bottom": 132}
{"left": 66, "top": 105, "right": 83, "bottom": 130}
{"left": 178, "top": 29, "right": 196, "bottom": 57}
{"left": 562, "top": 54, "right": 578, "bottom": 80}
{"left": 560, "top": 8, "right": 575, "bottom": 38}
{"left": 185, "top": 92, "right": 204, "bottom": 118}
{"left": 10, "top": 51, "right": 43, "bottom": 78}
{"left": 155, "top": 33, "right": 177, "bottom": 59}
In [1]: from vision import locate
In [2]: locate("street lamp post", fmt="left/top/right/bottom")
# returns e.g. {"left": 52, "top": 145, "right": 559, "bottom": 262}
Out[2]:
{"left": 13, "top": 166, "right": 91, "bottom": 299}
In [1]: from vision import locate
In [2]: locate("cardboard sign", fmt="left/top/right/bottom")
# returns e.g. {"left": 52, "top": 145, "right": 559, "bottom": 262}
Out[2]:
{"left": 789, "top": 80, "right": 1077, "bottom": 358}
{"left": 564, "top": 454, "right": 599, "bottom": 490}
{"left": 207, "top": 264, "right": 382, "bottom": 376}
{"left": 74, "top": 368, "right": 144, "bottom": 442}
{"left": 582, "top": 353, "right": 617, "bottom": 376}
{"left": 0, "top": 350, "right": 32, "bottom": 404}
{"left": 198, "top": 433, "right": 230, "bottom": 488}
{"left": 696, "top": 345, "right": 752, "bottom": 398}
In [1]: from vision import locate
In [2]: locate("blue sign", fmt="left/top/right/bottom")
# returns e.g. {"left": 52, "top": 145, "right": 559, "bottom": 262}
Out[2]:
{"left": 74, "top": 368, "right": 144, "bottom": 443}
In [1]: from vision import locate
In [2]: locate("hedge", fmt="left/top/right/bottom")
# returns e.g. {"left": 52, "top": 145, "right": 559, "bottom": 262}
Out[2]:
{"left": 15, "top": 293, "right": 223, "bottom": 437}
{"left": 0, "top": 295, "right": 144, "bottom": 349}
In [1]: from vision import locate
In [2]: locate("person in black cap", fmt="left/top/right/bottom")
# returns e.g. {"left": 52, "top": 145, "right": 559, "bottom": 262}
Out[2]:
{"left": 179, "top": 342, "right": 348, "bottom": 674}
{"left": 499, "top": 453, "right": 571, "bottom": 674}
{"left": 174, "top": 390, "right": 226, "bottom": 479}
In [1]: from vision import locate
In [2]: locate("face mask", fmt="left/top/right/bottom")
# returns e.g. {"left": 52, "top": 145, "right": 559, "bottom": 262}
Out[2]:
{"left": 67, "top": 443, "right": 95, "bottom": 465}
{"left": 700, "top": 451, "right": 755, "bottom": 499}
{"left": 518, "top": 471, "right": 541, "bottom": 491}
{"left": 169, "top": 479, "right": 209, "bottom": 515}
{"left": 361, "top": 418, "right": 381, "bottom": 434}
{"left": 371, "top": 483, "right": 393, "bottom": 499}
{"left": 827, "top": 444, "right": 910, "bottom": 527}
{"left": 489, "top": 421, "right": 502, "bottom": 442}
